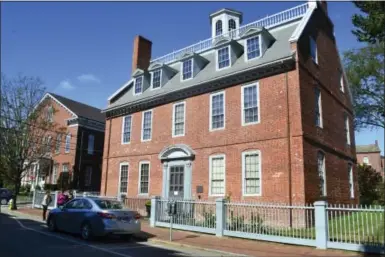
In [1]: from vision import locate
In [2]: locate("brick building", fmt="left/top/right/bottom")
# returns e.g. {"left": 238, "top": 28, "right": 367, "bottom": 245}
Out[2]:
{"left": 22, "top": 93, "right": 105, "bottom": 191}
{"left": 356, "top": 140, "right": 384, "bottom": 176}
{"left": 101, "top": 1, "right": 358, "bottom": 204}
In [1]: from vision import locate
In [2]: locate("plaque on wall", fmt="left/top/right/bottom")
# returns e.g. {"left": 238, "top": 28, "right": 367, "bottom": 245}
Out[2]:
{"left": 196, "top": 185, "right": 203, "bottom": 194}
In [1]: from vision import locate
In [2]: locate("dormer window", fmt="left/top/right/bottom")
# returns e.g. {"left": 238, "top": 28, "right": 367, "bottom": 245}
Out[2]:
{"left": 228, "top": 19, "right": 236, "bottom": 31}
{"left": 151, "top": 69, "right": 162, "bottom": 90}
{"left": 215, "top": 20, "right": 223, "bottom": 36}
{"left": 246, "top": 36, "right": 261, "bottom": 60}
{"left": 182, "top": 59, "right": 193, "bottom": 80}
{"left": 134, "top": 76, "right": 143, "bottom": 95}
{"left": 217, "top": 46, "right": 231, "bottom": 70}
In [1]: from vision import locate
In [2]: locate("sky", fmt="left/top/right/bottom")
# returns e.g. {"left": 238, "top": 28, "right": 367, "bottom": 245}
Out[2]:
{"left": 1, "top": 1, "right": 384, "bottom": 154}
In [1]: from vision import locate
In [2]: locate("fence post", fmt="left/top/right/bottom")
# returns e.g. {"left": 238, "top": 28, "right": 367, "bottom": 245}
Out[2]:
{"left": 215, "top": 198, "right": 226, "bottom": 237}
{"left": 314, "top": 200, "right": 328, "bottom": 249}
{"left": 150, "top": 196, "right": 160, "bottom": 227}
{"left": 32, "top": 189, "right": 36, "bottom": 209}
{"left": 54, "top": 191, "right": 58, "bottom": 208}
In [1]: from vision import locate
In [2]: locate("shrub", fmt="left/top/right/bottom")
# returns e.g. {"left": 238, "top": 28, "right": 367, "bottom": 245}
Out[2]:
{"left": 145, "top": 200, "right": 151, "bottom": 207}
{"left": 358, "top": 164, "right": 383, "bottom": 205}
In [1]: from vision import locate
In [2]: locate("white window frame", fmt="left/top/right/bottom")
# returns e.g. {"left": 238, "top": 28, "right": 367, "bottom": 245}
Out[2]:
{"left": 348, "top": 163, "right": 354, "bottom": 199}
{"left": 133, "top": 76, "right": 143, "bottom": 96}
{"left": 141, "top": 110, "right": 153, "bottom": 142}
{"left": 242, "top": 150, "right": 262, "bottom": 197}
{"left": 209, "top": 154, "right": 226, "bottom": 197}
{"left": 317, "top": 151, "right": 327, "bottom": 197}
{"left": 172, "top": 101, "right": 186, "bottom": 137}
{"left": 209, "top": 91, "right": 226, "bottom": 132}
{"left": 245, "top": 36, "right": 262, "bottom": 62}
{"left": 87, "top": 134, "right": 94, "bottom": 155}
{"left": 340, "top": 71, "right": 344, "bottom": 92}
{"left": 118, "top": 162, "right": 129, "bottom": 196}
{"left": 180, "top": 58, "right": 194, "bottom": 82}
{"left": 241, "top": 82, "right": 260, "bottom": 126}
{"left": 363, "top": 156, "right": 369, "bottom": 165}
{"left": 138, "top": 161, "right": 150, "bottom": 195}
{"left": 216, "top": 45, "right": 231, "bottom": 71}
{"left": 55, "top": 134, "right": 61, "bottom": 154}
{"left": 51, "top": 163, "right": 58, "bottom": 184}
{"left": 310, "top": 36, "right": 318, "bottom": 64}
{"left": 65, "top": 133, "right": 71, "bottom": 153}
{"left": 228, "top": 19, "right": 236, "bottom": 31}
{"left": 121, "top": 115, "right": 133, "bottom": 144}
{"left": 215, "top": 20, "right": 223, "bottom": 36}
{"left": 150, "top": 69, "right": 162, "bottom": 90}
{"left": 62, "top": 163, "right": 69, "bottom": 173}
{"left": 47, "top": 106, "right": 54, "bottom": 122}
{"left": 344, "top": 113, "right": 351, "bottom": 145}
{"left": 315, "top": 87, "right": 323, "bottom": 128}
{"left": 46, "top": 136, "right": 52, "bottom": 153}
{"left": 85, "top": 165, "right": 92, "bottom": 187}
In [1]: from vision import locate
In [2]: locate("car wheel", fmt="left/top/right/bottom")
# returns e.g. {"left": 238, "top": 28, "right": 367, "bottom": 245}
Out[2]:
{"left": 81, "top": 223, "right": 93, "bottom": 241}
{"left": 47, "top": 216, "right": 57, "bottom": 232}
{"left": 0, "top": 199, "right": 7, "bottom": 205}
{"left": 120, "top": 234, "right": 132, "bottom": 241}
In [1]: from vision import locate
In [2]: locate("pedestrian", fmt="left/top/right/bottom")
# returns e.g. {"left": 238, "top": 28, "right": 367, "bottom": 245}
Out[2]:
{"left": 41, "top": 191, "right": 52, "bottom": 221}
{"left": 57, "top": 190, "right": 67, "bottom": 208}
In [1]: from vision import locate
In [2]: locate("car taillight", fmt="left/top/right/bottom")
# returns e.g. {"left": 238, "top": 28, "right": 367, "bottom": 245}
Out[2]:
{"left": 134, "top": 213, "right": 141, "bottom": 220}
{"left": 97, "top": 212, "right": 116, "bottom": 219}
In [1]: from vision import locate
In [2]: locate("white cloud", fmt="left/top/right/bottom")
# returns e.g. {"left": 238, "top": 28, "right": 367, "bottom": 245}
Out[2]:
{"left": 59, "top": 80, "right": 75, "bottom": 90}
{"left": 77, "top": 74, "right": 101, "bottom": 84}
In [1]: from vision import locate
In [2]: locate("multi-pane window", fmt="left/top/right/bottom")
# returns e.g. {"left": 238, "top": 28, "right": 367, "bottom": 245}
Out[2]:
{"left": 139, "top": 162, "right": 150, "bottom": 194}
{"left": 210, "top": 155, "right": 225, "bottom": 196}
{"left": 45, "top": 136, "right": 52, "bottom": 153}
{"left": 182, "top": 59, "right": 193, "bottom": 80}
{"left": 55, "top": 134, "right": 61, "bottom": 153}
{"left": 242, "top": 84, "right": 259, "bottom": 125}
{"left": 340, "top": 71, "right": 344, "bottom": 92}
{"left": 88, "top": 134, "right": 94, "bottom": 155}
{"left": 134, "top": 76, "right": 143, "bottom": 95}
{"left": 210, "top": 92, "right": 225, "bottom": 130}
{"left": 173, "top": 102, "right": 185, "bottom": 137}
{"left": 85, "top": 166, "right": 92, "bottom": 187}
{"left": 315, "top": 87, "right": 322, "bottom": 127}
{"left": 344, "top": 113, "right": 351, "bottom": 145}
{"left": 246, "top": 36, "right": 261, "bottom": 60}
{"left": 151, "top": 70, "right": 162, "bottom": 89}
{"left": 142, "top": 110, "right": 152, "bottom": 141}
{"left": 47, "top": 106, "right": 54, "bottom": 122}
{"left": 228, "top": 19, "right": 236, "bottom": 31}
{"left": 122, "top": 115, "right": 132, "bottom": 144}
{"left": 348, "top": 163, "right": 354, "bottom": 199}
{"left": 363, "top": 156, "right": 369, "bottom": 164}
{"left": 215, "top": 20, "right": 223, "bottom": 36}
{"left": 310, "top": 36, "right": 318, "bottom": 64}
{"left": 242, "top": 151, "right": 261, "bottom": 195}
{"left": 65, "top": 133, "right": 71, "bottom": 153}
{"left": 217, "top": 46, "right": 230, "bottom": 69}
{"left": 119, "top": 163, "right": 129, "bottom": 194}
{"left": 317, "top": 151, "right": 326, "bottom": 196}
{"left": 51, "top": 164, "right": 58, "bottom": 184}
{"left": 62, "top": 163, "right": 69, "bottom": 173}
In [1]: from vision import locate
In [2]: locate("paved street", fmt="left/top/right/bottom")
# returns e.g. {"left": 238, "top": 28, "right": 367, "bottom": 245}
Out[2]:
{"left": 0, "top": 213, "right": 234, "bottom": 257}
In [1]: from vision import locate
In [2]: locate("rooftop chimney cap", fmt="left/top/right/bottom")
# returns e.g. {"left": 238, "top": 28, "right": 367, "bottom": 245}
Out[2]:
{"left": 209, "top": 8, "right": 243, "bottom": 24}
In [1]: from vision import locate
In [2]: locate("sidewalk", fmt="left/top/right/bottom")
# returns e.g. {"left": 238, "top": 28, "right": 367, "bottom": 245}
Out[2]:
{"left": 4, "top": 206, "right": 372, "bottom": 257}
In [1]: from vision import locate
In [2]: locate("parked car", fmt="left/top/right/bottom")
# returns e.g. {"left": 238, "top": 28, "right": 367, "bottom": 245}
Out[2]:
{"left": 47, "top": 197, "right": 141, "bottom": 240}
{"left": 0, "top": 188, "right": 13, "bottom": 205}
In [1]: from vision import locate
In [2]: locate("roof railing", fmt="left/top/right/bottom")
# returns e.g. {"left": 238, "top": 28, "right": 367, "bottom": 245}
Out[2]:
{"left": 150, "top": 2, "right": 309, "bottom": 65}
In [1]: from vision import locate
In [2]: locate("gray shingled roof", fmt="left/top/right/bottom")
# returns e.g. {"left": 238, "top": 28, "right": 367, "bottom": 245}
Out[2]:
{"left": 356, "top": 144, "right": 381, "bottom": 153}
{"left": 49, "top": 93, "right": 105, "bottom": 123}
{"left": 105, "top": 22, "right": 298, "bottom": 111}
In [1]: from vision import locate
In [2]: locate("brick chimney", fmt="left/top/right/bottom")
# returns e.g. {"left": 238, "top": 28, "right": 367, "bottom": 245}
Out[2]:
{"left": 131, "top": 35, "right": 152, "bottom": 73}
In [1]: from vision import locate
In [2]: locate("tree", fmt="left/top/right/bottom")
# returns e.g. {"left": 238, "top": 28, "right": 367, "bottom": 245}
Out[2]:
{"left": 0, "top": 73, "right": 64, "bottom": 209}
{"left": 352, "top": 1, "right": 385, "bottom": 44}
{"left": 357, "top": 164, "right": 384, "bottom": 205}
{"left": 343, "top": 43, "right": 384, "bottom": 130}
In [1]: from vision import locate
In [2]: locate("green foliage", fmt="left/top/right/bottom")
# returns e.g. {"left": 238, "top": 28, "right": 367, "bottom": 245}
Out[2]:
{"left": 343, "top": 43, "right": 384, "bottom": 130}
{"left": 357, "top": 164, "right": 384, "bottom": 205}
{"left": 351, "top": 1, "right": 385, "bottom": 44}
{"left": 203, "top": 210, "right": 216, "bottom": 227}
{"left": 145, "top": 200, "right": 151, "bottom": 207}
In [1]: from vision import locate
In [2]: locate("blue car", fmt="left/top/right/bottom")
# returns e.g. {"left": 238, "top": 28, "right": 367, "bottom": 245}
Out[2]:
{"left": 47, "top": 197, "right": 141, "bottom": 241}
{"left": 0, "top": 188, "right": 13, "bottom": 205}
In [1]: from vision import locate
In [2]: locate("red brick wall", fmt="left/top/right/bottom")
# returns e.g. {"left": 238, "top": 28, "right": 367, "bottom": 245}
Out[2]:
{"left": 357, "top": 152, "right": 383, "bottom": 174}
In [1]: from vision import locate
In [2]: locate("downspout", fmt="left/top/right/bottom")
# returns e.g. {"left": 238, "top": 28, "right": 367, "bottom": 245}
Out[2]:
{"left": 77, "top": 130, "right": 84, "bottom": 190}
{"left": 104, "top": 118, "right": 112, "bottom": 196}
{"left": 285, "top": 72, "right": 293, "bottom": 226}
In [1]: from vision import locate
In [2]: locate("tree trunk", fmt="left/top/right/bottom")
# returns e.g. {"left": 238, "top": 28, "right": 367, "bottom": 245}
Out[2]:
{"left": 11, "top": 180, "right": 20, "bottom": 210}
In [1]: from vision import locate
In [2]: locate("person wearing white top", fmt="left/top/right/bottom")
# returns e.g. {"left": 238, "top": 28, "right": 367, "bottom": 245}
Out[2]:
{"left": 41, "top": 191, "right": 52, "bottom": 221}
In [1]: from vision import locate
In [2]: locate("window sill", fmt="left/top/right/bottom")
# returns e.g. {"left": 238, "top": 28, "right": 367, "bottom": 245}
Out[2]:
{"left": 209, "top": 127, "right": 225, "bottom": 132}
{"left": 242, "top": 194, "right": 262, "bottom": 197}
{"left": 242, "top": 121, "right": 260, "bottom": 127}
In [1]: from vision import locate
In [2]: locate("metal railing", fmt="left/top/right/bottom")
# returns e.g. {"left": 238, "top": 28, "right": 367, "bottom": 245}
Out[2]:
{"left": 150, "top": 3, "right": 309, "bottom": 64}
{"left": 224, "top": 202, "right": 315, "bottom": 240}
{"left": 327, "top": 204, "right": 385, "bottom": 247}
{"left": 123, "top": 197, "right": 151, "bottom": 217}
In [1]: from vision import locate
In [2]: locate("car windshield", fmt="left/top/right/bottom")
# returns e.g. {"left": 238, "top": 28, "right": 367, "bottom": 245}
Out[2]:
{"left": 94, "top": 199, "right": 123, "bottom": 210}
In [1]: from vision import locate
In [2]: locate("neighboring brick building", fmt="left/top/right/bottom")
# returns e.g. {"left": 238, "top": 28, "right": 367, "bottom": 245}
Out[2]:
{"left": 356, "top": 140, "right": 384, "bottom": 176}
{"left": 101, "top": 1, "right": 357, "bottom": 204}
{"left": 22, "top": 93, "right": 105, "bottom": 191}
